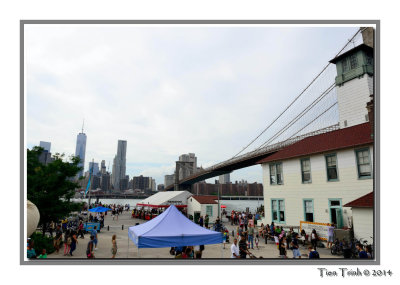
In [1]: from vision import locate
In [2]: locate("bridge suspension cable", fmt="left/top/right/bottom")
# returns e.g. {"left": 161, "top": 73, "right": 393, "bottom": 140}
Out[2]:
{"left": 256, "top": 83, "right": 336, "bottom": 150}
{"left": 231, "top": 28, "right": 366, "bottom": 159}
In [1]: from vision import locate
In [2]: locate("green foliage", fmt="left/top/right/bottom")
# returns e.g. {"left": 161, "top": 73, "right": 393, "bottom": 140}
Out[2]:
{"left": 30, "top": 232, "right": 56, "bottom": 254}
{"left": 27, "top": 146, "right": 83, "bottom": 232}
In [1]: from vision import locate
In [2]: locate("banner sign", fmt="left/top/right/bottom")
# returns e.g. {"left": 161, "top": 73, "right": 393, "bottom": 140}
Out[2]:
{"left": 300, "top": 221, "right": 331, "bottom": 241}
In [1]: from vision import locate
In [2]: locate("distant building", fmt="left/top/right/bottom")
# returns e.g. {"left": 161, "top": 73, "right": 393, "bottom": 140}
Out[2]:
{"left": 39, "top": 141, "right": 51, "bottom": 152}
{"left": 157, "top": 184, "right": 165, "bottom": 191}
{"left": 164, "top": 174, "right": 175, "bottom": 188}
{"left": 219, "top": 173, "right": 230, "bottom": 184}
{"left": 38, "top": 149, "right": 54, "bottom": 165}
{"left": 100, "top": 160, "right": 106, "bottom": 174}
{"left": 177, "top": 153, "right": 198, "bottom": 180}
{"left": 132, "top": 175, "right": 150, "bottom": 190}
{"left": 119, "top": 177, "right": 128, "bottom": 191}
{"left": 92, "top": 175, "right": 101, "bottom": 190}
{"left": 101, "top": 173, "right": 111, "bottom": 192}
{"left": 192, "top": 181, "right": 263, "bottom": 196}
{"left": 111, "top": 140, "right": 127, "bottom": 191}
{"left": 74, "top": 130, "right": 87, "bottom": 179}
{"left": 88, "top": 162, "right": 100, "bottom": 176}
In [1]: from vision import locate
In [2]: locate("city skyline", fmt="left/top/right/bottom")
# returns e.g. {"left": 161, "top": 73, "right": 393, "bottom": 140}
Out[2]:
{"left": 26, "top": 25, "right": 359, "bottom": 185}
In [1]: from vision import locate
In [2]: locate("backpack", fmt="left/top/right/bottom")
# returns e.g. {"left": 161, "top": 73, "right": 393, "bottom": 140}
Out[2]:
{"left": 310, "top": 250, "right": 320, "bottom": 258}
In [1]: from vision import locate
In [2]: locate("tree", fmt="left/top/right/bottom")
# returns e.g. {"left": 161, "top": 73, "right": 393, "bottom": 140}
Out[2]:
{"left": 27, "top": 146, "right": 83, "bottom": 235}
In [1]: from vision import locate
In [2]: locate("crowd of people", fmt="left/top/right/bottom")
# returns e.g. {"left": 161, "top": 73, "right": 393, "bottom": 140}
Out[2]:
{"left": 27, "top": 202, "right": 372, "bottom": 260}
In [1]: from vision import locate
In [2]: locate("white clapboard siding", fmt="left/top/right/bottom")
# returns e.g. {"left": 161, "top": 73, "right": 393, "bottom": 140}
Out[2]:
{"left": 337, "top": 75, "right": 373, "bottom": 128}
{"left": 351, "top": 208, "right": 373, "bottom": 244}
{"left": 262, "top": 145, "right": 373, "bottom": 227}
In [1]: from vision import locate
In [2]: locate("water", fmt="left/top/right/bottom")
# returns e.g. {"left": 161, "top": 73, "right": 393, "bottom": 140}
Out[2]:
{"left": 74, "top": 198, "right": 264, "bottom": 213}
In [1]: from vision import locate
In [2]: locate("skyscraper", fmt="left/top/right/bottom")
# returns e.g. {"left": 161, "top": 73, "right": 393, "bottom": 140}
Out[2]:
{"left": 219, "top": 174, "right": 230, "bottom": 184}
{"left": 74, "top": 127, "right": 87, "bottom": 179}
{"left": 100, "top": 160, "right": 106, "bottom": 174}
{"left": 39, "top": 141, "right": 51, "bottom": 152}
{"left": 111, "top": 140, "right": 127, "bottom": 191}
{"left": 88, "top": 162, "right": 100, "bottom": 176}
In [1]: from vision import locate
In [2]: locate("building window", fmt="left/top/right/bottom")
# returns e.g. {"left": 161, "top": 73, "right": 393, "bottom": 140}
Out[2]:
{"left": 356, "top": 148, "right": 372, "bottom": 178}
{"left": 304, "top": 199, "right": 314, "bottom": 222}
{"left": 271, "top": 199, "right": 285, "bottom": 223}
{"left": 301, "top": 158, "right": 311, "bottom": 183}
{"left": 350, "top": 54, "right": 358, "bottom": 69}
{"left": 342, "top": 58, "right": 349, "bottom": 73}
{"left": 366, "top": 54, "right": 373, "bottom": 65}
{"left": 269, "top": 163, "right": 283, "bottom": 185}
{"left": 206, "top": 205, "right": 213, "bottom": 217}
{"left": 325, "top": 154, "right": 338, "bottom": 181}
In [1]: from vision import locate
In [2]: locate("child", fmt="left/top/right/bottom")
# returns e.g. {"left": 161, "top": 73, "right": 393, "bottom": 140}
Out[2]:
{"left": 38, "top": 248, "right": 47, "bottom": 259}
{"left": 274, "top": 233, "right": 279, "bottom": 249}
{"left": 255, "top": 234, "right": 259, "bottom": 250}
{"left": 223, "top": 232, "right": 227, "bottom": 249}
{"left": 308, "top": 246, "right": 320, "bottom": 259}
{"left": 279, "top": 236, "right": 287, "bottom": 258}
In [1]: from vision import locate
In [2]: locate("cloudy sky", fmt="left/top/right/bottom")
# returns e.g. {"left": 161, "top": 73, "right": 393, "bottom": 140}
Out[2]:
{"left": 25, "top": 24, "right": 359, "bottom": 185}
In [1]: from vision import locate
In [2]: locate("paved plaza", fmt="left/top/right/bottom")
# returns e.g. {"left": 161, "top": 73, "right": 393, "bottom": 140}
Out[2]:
{"left": 47, "top": 210, "right": 339, "bottom": 259}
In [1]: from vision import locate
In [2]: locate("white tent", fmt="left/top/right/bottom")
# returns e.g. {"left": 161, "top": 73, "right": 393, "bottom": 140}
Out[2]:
{"left": 137, "top": 191, "right": 192, "bottom": 207}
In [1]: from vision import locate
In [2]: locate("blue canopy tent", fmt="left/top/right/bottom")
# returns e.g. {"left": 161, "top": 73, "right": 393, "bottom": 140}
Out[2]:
{"left": 128, "top": 205, "right": 222, "bottom": 257}
{"left": 88, "top": 206, "right": 112, "bottom": 213}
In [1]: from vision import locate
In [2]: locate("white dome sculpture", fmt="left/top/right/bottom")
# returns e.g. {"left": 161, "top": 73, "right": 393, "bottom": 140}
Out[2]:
{"left": 27, "top": 200, "right": 40, "bottom": 237}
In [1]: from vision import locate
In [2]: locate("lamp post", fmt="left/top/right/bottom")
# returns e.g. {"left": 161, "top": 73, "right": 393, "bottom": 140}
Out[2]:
{"left": 217, "top": 183, "right": 221, "bottom": 219}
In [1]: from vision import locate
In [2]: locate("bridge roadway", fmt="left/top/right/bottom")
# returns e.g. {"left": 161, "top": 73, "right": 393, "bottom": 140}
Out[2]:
{"left": 165, "top": 124, "right": 339, "bottom": 191}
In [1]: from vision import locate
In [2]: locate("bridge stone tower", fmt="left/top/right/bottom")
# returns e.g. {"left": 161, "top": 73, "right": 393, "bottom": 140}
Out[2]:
{"left": 329, "top": 27, "right": 374, "bottom": 129}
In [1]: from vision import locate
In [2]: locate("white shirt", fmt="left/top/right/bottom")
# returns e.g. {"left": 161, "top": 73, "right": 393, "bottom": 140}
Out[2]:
{"left": 231, "top": 243, "right": 239, "bottom": 258}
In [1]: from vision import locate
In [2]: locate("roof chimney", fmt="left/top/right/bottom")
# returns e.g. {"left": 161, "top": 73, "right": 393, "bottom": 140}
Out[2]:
{"left": 366, "top": 94, "right": 374, "bottom": 138}
{"left": 361, "top": 27, "right": 374, "bottom": 48}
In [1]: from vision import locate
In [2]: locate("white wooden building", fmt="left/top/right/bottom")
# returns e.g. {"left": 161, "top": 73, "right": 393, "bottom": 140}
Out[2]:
{"left": 258, "top": 124, "right": 373, "bottom": 228}
{"left": 187, "top": 195, "right": 219, "bottom": 224}
{"left": 344, "top": 192, "right": 373, "bottom": 244}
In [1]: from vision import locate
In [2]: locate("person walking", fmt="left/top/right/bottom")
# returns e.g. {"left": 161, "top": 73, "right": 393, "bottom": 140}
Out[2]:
{"left": 231, "top": 238, "right": 240, "bottom": 258}
{"left": 311, "top": 229, "right": 318, "bottom": 250}
{"left": 77, "top": 221, "right": 84, "bottom": 239}
{"left": 199, "top": 216, "right": 204, "bottom": 227}
{"left": 63, "top": 230, "right": 71, "bottom": 256}
{"left": 69, "top": 231, "right": 78, "bottom": 256}
{"left": 279, "top": 236, "right": 287, "bottom": 258}
{"left": 205, "top": 215, "right": 209, "bottom": 228}
{"left": 327, "top": 224, "right": 335, "bottom": 249}
{"left": 91, "top": 226, "right": 98, "bottom": 250}
{"left": 54, "top": 225, "right": 63, "bottom": 254}
{"left": 247, "top": 224, "right": 255, "bottom": 249}
{"left": 238, "top": 235, "right": 250, "bottom": 259}
{"left": 290, "top": 233, "right": 301, "bottom": 259}
{"left": 111, "top": 234, "right": 118, "bottom": 258}
{"left": 255, "top": 234, "right": 259, "bottom": 250}
{"left": 49, "top": 221, "right": 55, "bottom": 237}
{"left": 86, "top": 236, "right": 95, "bottom": 258}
